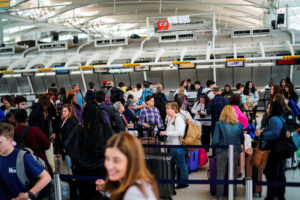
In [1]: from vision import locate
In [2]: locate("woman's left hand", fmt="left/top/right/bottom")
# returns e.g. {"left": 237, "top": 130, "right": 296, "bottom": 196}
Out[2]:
{"left": 160, "top": 131, "right": 167, "bottom": 136}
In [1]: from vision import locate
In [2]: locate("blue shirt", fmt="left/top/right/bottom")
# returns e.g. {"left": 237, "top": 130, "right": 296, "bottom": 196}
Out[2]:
{"left": 207, "top": 94, "right": 229, "bottom": 123}
{"left": 0, "top": 148, "right": 44, "bottom": 199}
{"left": 212, "top": 121, "right": 244, "bottom": 153}
{"left": 260, "top": 116, "right": 284, "bottom": 149}
{"left": 74, "top": 93, "right": 85, "bottom": 109}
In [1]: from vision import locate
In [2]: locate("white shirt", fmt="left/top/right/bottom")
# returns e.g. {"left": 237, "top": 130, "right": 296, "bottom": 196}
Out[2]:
{"left": 165, "top": 114, "right": 186, "bottom": 145}
{"left": 202, "top": 88, "right": 215, "bottom": 100}
{"left": 191, "top": 101, "right": 211, "bottom": 126}
{"left": 123, "top": 180, "right": 156, "bottom": 200}
{"left": 135, "top": 89, "right": 143, "bottom": 100}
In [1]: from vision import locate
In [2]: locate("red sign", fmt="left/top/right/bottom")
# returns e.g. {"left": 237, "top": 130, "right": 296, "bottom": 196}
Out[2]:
{"left": 277, "top": 59, "right": 295, "bottom": 65}
{"left": 157, "top": 19, "right": 169, "bottom": 30}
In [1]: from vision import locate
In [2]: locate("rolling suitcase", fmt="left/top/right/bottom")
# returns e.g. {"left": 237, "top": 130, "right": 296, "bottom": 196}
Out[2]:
{"left": 208, "top": 156, "right": 217, "bottom": 195}
{"left": 186, "top": 149, "right": 199, "bottom": 172}
{"left": 145, "top": 153, "right": 175, "bottom": 200}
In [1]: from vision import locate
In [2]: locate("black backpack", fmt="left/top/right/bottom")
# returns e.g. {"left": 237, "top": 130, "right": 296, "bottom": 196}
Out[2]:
{"left": 283, "top": 109, "right": 300, "bottom": 132}
{"left": 153, "top": 93, "right": 167, "bottom": 122}
{"left": 102, "top": 106, "right": 126, "bottom": 134}
{"left": 110, "top": 88, "right": 124, "bottom": 104}
{"left": 14, "top": 125, "right": 31, "bottom": 149}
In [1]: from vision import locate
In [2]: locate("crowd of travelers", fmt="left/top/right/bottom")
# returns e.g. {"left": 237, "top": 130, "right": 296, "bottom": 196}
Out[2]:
{"left": 0, "top": 76, "right": 299, "bottom": 200}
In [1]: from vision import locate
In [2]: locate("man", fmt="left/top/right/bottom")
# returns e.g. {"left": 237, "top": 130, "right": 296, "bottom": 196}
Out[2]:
{"left": 0, "top": 123, "right": 51, "bottom": 199}
{"left": 185, "top": 79, "right": 195, "bottom": 91}
{"left": 101, "top": 80, "right": 107, "bottom": 89}
{"left": 136, "top": 81, "right": 153, "bottom": 114}
{"left": 195, "top": 81, "right": 204, "bottom": 101}
{"left": 110, "top": 82, "right": 125, "bottom": 104}
{"left": 95, "top": 90, "right": 113, "bottom": 126}
{"left": 73, "top": 84, "right": 85, "bottom": 109}
{"left": 149, "top": 82, "right": 154, "bottom": 92}
{"left": 85, "top": 82, "right": 96, "bottom": 102}
{"left": 207, "top": 86, "right": 229, "bottom": 136}
{"left": 135, "top": 83, "right": 143, "bottom": 100}
{"left": 234, "top": 83, "right": 251, "bottom": 120}
{"left": 202, "top": 80, "right": 215, "bottom": 100}
{"left": 14, "top": 96, "right": 27, "bottom": 109}
{"left": 47, "top": 83, "right": 58, "bottom": 100}
{"left": 14, "top": 109, "right": 52, "bottom": 172}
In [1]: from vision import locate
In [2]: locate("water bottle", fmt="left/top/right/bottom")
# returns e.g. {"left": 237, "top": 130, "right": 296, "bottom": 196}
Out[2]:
{"left": 154, "top": 126, "right": 158, "bottom": 136}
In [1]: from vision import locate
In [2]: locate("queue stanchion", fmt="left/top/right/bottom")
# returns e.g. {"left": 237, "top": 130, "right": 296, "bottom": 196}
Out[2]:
{"left": 54, "top": 173, "right": 62, "bottom": 200}
{"left": 245, "top": 178, "right": 253, "bottom": 200}
{"left": 228, "top": 144, "right": 234, "bottom": 200}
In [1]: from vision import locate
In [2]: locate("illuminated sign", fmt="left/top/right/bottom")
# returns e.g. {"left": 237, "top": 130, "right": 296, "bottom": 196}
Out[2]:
{"left": 38, "top": 68, "right": 53, "bottom": 72}
{"left": 0, "top": 0, "right": 9, "bottom": 10}
{"left": 172, "top": 61, "right": 191, "bottom": 65}
{"left": 78, "top": 66, "right": 94, "bottom": 69}
{"left": 123, "top": 63, "right": 141, "bottom": 67}
{"left": 157, "top": 19, "right": 169, "bottom": 31}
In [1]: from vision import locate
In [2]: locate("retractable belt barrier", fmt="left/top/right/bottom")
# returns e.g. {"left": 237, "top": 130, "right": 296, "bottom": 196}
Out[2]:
{"left": 57, "top": 174, "right": 300, "bottom": 187}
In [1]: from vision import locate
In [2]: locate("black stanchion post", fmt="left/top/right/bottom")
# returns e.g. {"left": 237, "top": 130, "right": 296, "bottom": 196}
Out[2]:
{"left": 54, "top": 173, "right": 62, "bottom": 200}
{"left": 228, "top": 144, "right": 234, "bottom": 200}
{"left": 245, "top": 178, "right": 253, "bottom": 200}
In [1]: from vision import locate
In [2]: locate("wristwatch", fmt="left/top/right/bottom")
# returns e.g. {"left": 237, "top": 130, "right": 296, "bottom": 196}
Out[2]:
{"left": 27, "top": 191, "right": 34, "bottom": 199}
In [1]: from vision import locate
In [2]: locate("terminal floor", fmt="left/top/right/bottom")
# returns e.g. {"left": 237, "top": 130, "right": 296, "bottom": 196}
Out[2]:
{"left": 173, "top": 161, "right": 300, "bottom": 200}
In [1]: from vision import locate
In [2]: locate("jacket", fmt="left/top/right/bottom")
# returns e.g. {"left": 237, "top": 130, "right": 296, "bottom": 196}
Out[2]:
{"left": 165, "top": 114, "right": 186, "bottom": 145}
{"left": 232, "top": 105, "right": 248, "bottom": 129}
{"left": 85, "top": 90, "right": 96, "bottom": 102}
{"left": 60, "top": 117, "right": 78, "bottom": 147}
{"left": 124, "top": 107, "right": 138, "bottom": 124}
{"left": 99, "top": 101, "right": 114, "bottom": 126}
{"left": 212, "top": 121, "right": 244, "bottom": 153}
{"left": 260, "top": 116, "right": 284, "bottom": 150}
{"left": 207, "top": 94, "right": 229, "bottom": 123}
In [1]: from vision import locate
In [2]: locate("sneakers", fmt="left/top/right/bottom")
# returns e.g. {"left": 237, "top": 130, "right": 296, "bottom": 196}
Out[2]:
{"left": 175, "top": 184, "right": 190, "bottom": 190}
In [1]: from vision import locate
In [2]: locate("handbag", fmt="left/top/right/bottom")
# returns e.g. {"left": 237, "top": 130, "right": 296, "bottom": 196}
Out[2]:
{"left": 251, "top": 146, "right": 269, "bottom": 169}
{"left": 45, "top": 142, "right": 55, "bottom": 172}
{"left": 198, "top": 148, "right": 208, "bottom": 166}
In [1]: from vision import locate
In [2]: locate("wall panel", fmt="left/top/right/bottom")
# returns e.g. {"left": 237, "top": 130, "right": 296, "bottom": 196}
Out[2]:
{"left": 178, "top": 69, "right": 197, "bottom": 83}
{"left": 162, "top": 70, "right": 180, "bottom": 90}
{"left": 197, "top": 69, "right": 213, "bottom": 85}
{"left": 113, "top": 74, "right": 130, "bottom": 86}
{"left": 30, "top": 77, "right": 46, "bottom": 94}
{"left": 233, "top": 67, "right": 252, "bottom": 87}
{"left": 216, "top": 68, "right": 233, "bottom": 87}
{"left": 271, "top": 65, "right": 290, "bottom": 85}
{"left": 43, "top": 76, "right": 57, "bottom": 89}
{"left": 0, "top": 79, "right": 8, "bottom": 94}
{"left": 253, "top": 66, "right": 271, "bottom": 87}
{"left": 84, "top": 74, "right": 100, "bottom": 90}
{"left": 56, "top": 75, "right": 72, "bottom": 91}
{"left": 69, "top": 75, "right": 84, "bottom": 92}
{"left": 17, "top": 77, "right": 31, "bottom": 93}
{"left": 129, "top": 72, "right": 144, "bottom": 86}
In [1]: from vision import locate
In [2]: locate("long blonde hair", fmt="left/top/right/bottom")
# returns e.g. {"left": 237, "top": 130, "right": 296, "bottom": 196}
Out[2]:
{"left": 104, "top": 132, "right": 159, "bottom": 200}
{"left": 156, "top": 83, "right": 163, "bottom": 93}
{"left": 219, "top": 105, "right": 238, "bottom": 124}
{"left": 178, "top": 86, "right": 185, "bottom": 98}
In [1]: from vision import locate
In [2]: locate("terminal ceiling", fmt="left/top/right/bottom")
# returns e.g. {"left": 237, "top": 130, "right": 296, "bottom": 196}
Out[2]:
{"left": 1, "top": 0, "right": 300, "bottom": 42}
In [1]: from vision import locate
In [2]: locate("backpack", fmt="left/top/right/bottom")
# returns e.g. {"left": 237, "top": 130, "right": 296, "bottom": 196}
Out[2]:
{"left": 105, "top": 87, "right": 112, "bottom": 99}
{"left": 176, "top": 115, "right": 201, "bottom": 150}
{"left": 283, "top": 109, "right": 300, "bottom": 132}
{"left": 110, "top": 88, "right": 124, "bottom": 103}
{"left": 153, "top": 93, "right": 167, "bottom": 121}
{"left": 204, "top": 90, "right": 212, "bottom": 109}
{"left": 13, "top": 125, "right": 31, "bottom": 149}
{"left": 102, "top": 106, "right": 126, "bottom": 134}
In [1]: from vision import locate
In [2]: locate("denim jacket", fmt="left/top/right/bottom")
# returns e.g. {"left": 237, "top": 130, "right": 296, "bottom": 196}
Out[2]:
{"left": 212, "top": 121, "right": 244, "bottom": 153}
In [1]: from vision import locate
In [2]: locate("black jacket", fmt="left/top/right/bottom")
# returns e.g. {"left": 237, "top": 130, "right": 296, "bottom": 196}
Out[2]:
{"left": 60, "top": 116, "right": 78, "bottom": 147}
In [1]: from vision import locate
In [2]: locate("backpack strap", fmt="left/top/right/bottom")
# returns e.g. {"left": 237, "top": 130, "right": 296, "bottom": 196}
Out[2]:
{"left": 16, "top": 149, "right": 30, "bottom": 187}
{"left": 20, "top": 125, "right": 31, "bottom": 140}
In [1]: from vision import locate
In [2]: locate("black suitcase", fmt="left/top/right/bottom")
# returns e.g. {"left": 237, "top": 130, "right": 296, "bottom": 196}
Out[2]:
{"left": 145, "top": 153, "right": 175, "bottom": 200}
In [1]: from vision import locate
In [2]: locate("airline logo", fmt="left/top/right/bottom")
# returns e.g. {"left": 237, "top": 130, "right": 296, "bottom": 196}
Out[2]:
{"left": 9, "top": 167, "right": 16, "bottom": 174}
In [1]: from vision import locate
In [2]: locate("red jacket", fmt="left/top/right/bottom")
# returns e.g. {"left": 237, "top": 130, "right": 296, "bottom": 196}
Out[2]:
{"left": 14, "top": 125, "right": 51, "bottom": 171}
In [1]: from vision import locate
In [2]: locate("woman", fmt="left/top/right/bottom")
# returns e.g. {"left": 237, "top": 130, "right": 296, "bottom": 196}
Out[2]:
{"left": 284, "top": 84, "right": 298, "bottom": 103}
{"left": 244, "top": 89, "right": 255, "bottom": 124}
{"left": 221, "top": 84, "right": 233, "bottom": 99}
{"left": 174, "top": 97, "right": 192, "bottom": 121}
{"left": 191, "top": 96, "right": 210, "bottom": 149}
{"left": 229, "top": 94, "right": 248, "bottom": 129}
{"left": 1, "top": 96, "right": 15, "bottom": 114}
{"left": 153, "top": 83, "right": 168, "bottom": 123}
{"left": 256, "top": 101, "right": 286, "bottom": 200}
{"left": 58, "top": 87, "right": 67, "bottom": 105}
{"left": 245, "top": 81, "right": 259, "bottom": 122}
{"left": 125, "top": 85, "right": 138, "bottom": 103}
{"left": 269, "top": 85, "right": 283, "bottom": 102}
{"left": 114, "top": 101, "right": 134, "bottom": 129}
{"left": 175, "top": 87, "right": 190, "bottom": 111}
{"left": 160, "top": 102, "right": 189, "bottom": 190}
{"left": 212, "top": 105, "right": 244, "bottom": 198}
{"left": 59, "top": 104, "right": 78, "bottom": 150}
{"left": 67, "top": 94, "right": 83, "bottom": 125}
{"left": 95, "top": 132, "right": 159, "bottom": 200}
{"left": 123, "top": 99, "right": 139, "bottom": 125}
{"left": 139, "top": 95, "right": 164, "bottom": 129}
{"left": 280, "top": 79, "right": 286, "bottom": 95}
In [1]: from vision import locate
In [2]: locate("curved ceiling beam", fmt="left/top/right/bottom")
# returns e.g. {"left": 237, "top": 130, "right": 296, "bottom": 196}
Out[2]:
{"left": 65, "top": 54, "right": 83, "bottom": 68}
{"left": 8, "top": 58, "right": 28, "bottom": 70}
{"left": 25, "top": 56, "right": 48, "bottom": 70}
{"left": 85, "top": 52, "right": 103, "bottom": 66}
{"left": 45, "top": 56, "right": 67, "bottom": 68}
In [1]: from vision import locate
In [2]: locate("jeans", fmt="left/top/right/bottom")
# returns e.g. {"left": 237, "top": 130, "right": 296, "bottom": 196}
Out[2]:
{"left": 264, "top": 153, "right": 286, "bottom": 199}
{"left": 216, "top": 151, "right": 240, "bottom": 197}
{"left": 170, "top": 148, "right": 189, "bottom": 181}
